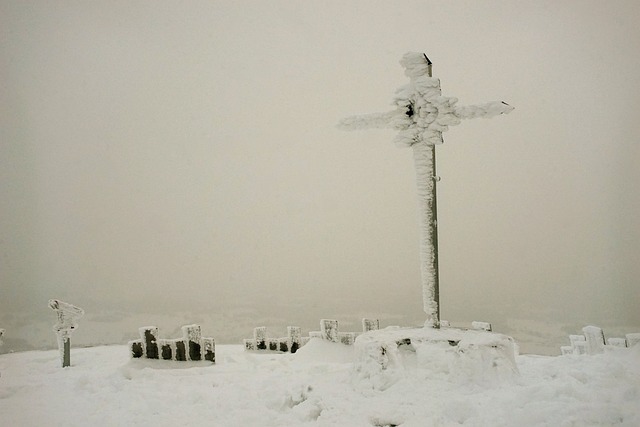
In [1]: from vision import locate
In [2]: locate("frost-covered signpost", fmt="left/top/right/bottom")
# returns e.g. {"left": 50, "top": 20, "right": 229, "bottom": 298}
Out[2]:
{"left": 339, "top": 53, "right": 513, "bottom": 328}
{"left": 48, "top": 299, "right": 84, "bottom": 367}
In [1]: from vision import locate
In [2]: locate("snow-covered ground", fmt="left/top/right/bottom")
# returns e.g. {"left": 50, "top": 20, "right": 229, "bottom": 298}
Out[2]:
{"left": 1, "top": 337, "right": 638, "bottom": 426}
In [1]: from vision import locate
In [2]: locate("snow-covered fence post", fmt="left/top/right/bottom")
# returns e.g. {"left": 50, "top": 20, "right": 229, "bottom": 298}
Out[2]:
{"left": 48, "top": 299, "right": 84, "bottom": 368}
{"left": 339, "top": 53, "right": 513, "bottom": 328}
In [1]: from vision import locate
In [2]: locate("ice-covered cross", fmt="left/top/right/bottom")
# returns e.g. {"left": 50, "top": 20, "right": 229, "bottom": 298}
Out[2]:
{"left": 339, "top": 52, "right": 513, "bottom": 328}
{"left": 49, "top": 299, "right": 84, "bottom": 367}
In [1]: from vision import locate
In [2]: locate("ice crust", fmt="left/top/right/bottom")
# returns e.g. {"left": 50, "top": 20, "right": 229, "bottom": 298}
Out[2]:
{"left": 338, "top": 52, "right": 514, "bottom": 148}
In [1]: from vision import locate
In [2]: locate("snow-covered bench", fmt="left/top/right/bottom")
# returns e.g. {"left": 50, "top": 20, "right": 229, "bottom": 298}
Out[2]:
{"left": 130, "top": 325, "right": 215, "bottom": 362}
{"left": 244, "top": 318, "right": 381, "bottom": 353}
{"left": 244, "top": 326, "right": 308, "bottom": 353}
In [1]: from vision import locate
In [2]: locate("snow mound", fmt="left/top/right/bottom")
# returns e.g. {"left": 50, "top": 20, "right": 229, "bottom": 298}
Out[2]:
{"left": 1, "top": 343, "right": 639, "bottom": 425}
{"left": 290, "top": 337, "right": 355, "bottom": 364}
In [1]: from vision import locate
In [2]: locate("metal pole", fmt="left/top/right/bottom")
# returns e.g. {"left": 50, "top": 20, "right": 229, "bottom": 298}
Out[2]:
{"left": 430, "top": 148, "right": 440, "bottom": 327}
{"left": 423, "top": 55, "right": 440, "bottom": 327}
{"left": 62, "top": 337, "right": 71, "bottom": 367}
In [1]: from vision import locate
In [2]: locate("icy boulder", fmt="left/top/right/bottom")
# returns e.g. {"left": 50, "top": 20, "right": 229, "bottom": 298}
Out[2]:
{"left": 352, "top": 326, "right": 518, "bottom": 390}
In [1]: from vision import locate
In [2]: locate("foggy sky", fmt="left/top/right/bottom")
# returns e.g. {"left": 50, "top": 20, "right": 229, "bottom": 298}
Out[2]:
{"left": 1, "top": 1, "right": 639, "bottom": 342}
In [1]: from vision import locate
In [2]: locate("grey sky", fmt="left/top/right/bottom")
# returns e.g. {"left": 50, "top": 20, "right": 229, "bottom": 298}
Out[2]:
{"left": 1, "top": 1, "right": 639, "bottom": 349}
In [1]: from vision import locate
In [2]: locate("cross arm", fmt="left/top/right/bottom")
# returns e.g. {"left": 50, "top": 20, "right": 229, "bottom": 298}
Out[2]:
{"left": 337, "top": 110, "right": 408, "bottom": 131}
{"left": 454, "top": 101, "right": 514, "bottom": 119}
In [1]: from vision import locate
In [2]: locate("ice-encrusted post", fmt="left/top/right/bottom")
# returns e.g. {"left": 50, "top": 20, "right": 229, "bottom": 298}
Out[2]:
{"left": 339, "top": 52, "right": 513, "bottom": 328}
{"left": 582, "top": 325, "right": 605, "bottom": 355}
{"left": 321, "top": 319, "right": 339, "bottom": 343}
{"left": 48, "top": 299, "right": 84, "bottom": 368}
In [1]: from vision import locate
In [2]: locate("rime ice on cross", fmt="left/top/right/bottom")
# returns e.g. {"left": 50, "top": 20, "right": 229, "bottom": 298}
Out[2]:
{"left": 339, "top": 52, "right": 514, "bottom": 328}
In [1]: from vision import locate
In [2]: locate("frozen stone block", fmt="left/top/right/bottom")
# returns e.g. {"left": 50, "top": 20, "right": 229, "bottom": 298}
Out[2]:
{"left": 582, "top": 326, "right": 605, "bottom": 355}
{"left": 139, "top": 327, "right": 159, "bottom": 359}
{"left": 254, "top": 327, "right": 267, "bottom": 350}
{"left": 569, "top": 335, "right": 586, "bottom": 344}
{"left": 130, "top": 340, "right": 143, "bottom": 358}
{"left": 471, "top": 321, "right": 492, "bottom": 332}
{"left": 339, "top": 332, "right": 356, "bottom": 345}
{"left": 607, "top": 338, "right": 627, "bottom": 348}
{"left": 288, "top": 326, "right": 301, "bottom": 353}
{"left": 203, "top": 338, "right": 215, "bottom": 363}
{"left": 626, "top": 333, "right": 640, "bottom": 348}
{"left": 321, "top": 319, "right": 339, "bottom": 342}
{"left": 362, "top": 318, "right": 380, "bottom": 332}
{"left": 175, "top": 340, "right": 186, "bottom": 361}
{"left": 158, "top": 339, "right": 173, "bottom": 360}
{"left": 182, "top": 325, "right": 202, "bottom": 361}
{"left": 572, "top": 340, "right": 587, "bottom": 355}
